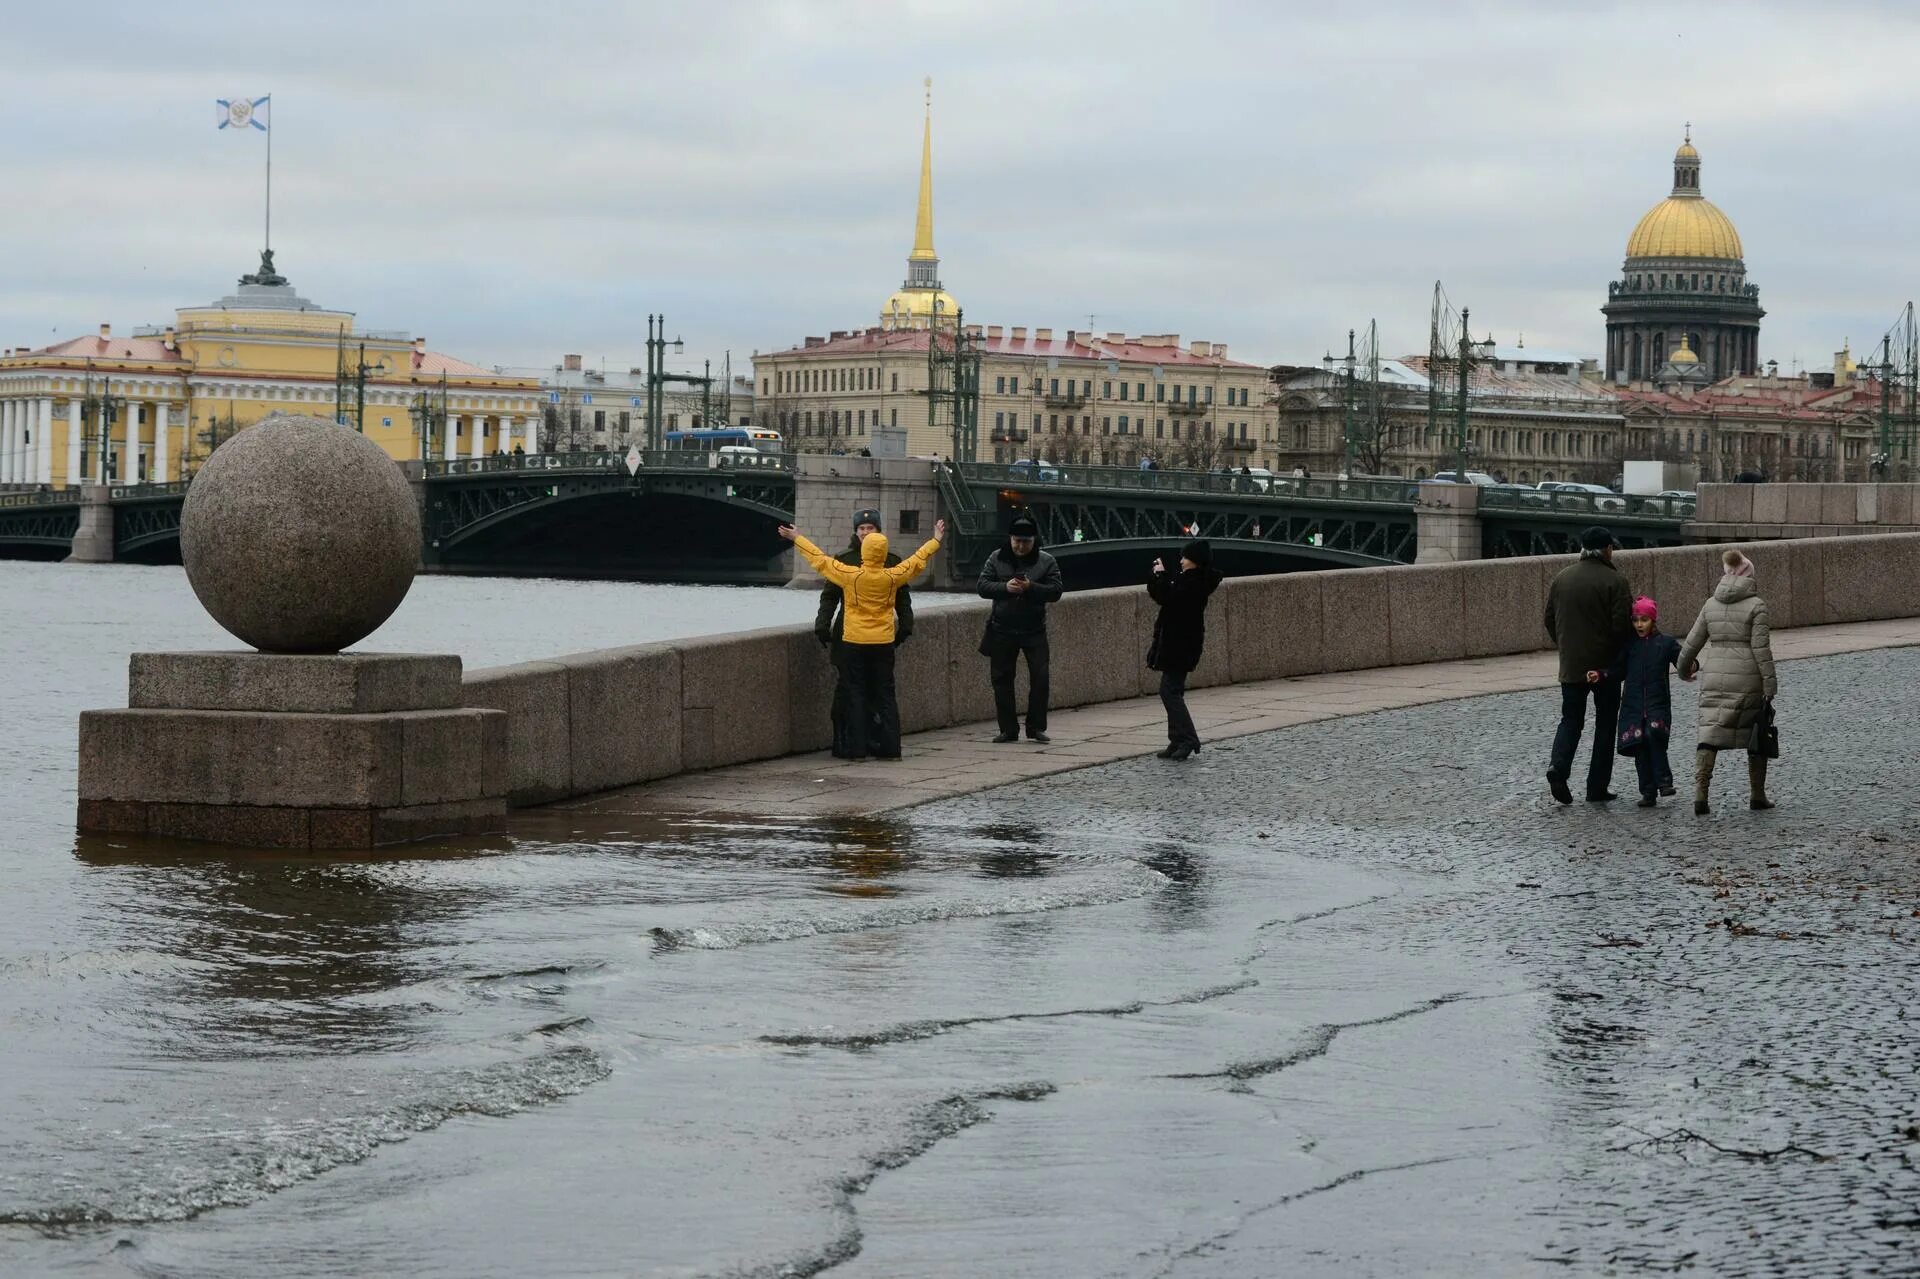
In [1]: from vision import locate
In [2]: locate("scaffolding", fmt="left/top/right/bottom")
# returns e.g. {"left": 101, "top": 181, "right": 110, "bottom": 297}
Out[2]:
{"left": 1425, "top": 281, "right": 1478, "bottom": 475}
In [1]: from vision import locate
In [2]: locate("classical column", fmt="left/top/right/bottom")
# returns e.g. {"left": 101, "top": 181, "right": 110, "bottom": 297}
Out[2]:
{"left": 35, "top": 398, "right": 53, "bottom": 484}
{"left": 1, "top": 399, "right": 16, "bottom": 483}
{"left": 123, "top": 400, "right": 141, "bottom": 483}
{"left": 521, "top": 417, "right": 538, "bottom": 455}
{"left": 153, "top": 401, "right": 169, "bottom": 483}
{"left": 444, "top": 413, "right": 460, "bottom": 461}
{"left": 66, "top": 400, "right": 81, "bottom": 488}
{"left": 470, "top": 413, "right": 486, "bottom": 459}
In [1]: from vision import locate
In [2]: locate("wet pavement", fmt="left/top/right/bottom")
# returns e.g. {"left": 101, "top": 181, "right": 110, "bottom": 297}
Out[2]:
{"left": 5, "top": 585, "right": 1917, "bottom": 1274}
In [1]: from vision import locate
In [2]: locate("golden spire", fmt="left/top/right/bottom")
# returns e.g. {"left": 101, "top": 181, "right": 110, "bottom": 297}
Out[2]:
{"left": 910, "top": 76, "right": 937, "bottom": 262}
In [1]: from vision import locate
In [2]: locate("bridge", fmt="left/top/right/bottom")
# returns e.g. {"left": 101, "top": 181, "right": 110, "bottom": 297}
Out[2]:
{"left": 1, "top": 454, "right": 1708, "bottom": 583}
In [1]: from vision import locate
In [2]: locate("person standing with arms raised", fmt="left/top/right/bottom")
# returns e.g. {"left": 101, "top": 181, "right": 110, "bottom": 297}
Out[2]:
{"left": 814, "top": 508, "right": 914, "bottom": 759}
{"left": 1146, "top": 539, "right": 1224, "bottom": 761}
{"left": 1543, "top": 526, "right": 1634, "bottom": 804}
{"left": 780, "top": 517, "right": 945, "bottom": 760}
{"left": 977, "top": 513, "right": 1064, "bottom": 744}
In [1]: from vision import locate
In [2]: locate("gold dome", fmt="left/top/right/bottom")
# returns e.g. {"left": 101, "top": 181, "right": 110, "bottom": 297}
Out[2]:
{"left": 1668, "top": 334, "right": 1699, "bottom": 364}
{"left": 1626, "top": 195, "right": 1743, "bottom": 260}
{"left": 882, "top": 288, "right": 959, "bottom": 324}
{"left": 1675, "top": 141, "right": 1699, "bottom": 161}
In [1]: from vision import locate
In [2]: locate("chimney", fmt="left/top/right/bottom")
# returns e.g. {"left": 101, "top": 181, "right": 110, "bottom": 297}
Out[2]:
{"left": 1011, "top": 326, "right": 1027, "bottom": 342}
{"left": 805, "top": 336, "right": 825, "bottom": 348}
{"left": 413, "top": 336, "right": 427, "bottom": 355}
{"left": 1107, "top": 331, "right": 1125, "bottom": 344}
{"left": 1212, "top": 343, "right": 1228, "bottom": 360}
{"left": 966, "top": 323, "right": 983, "bottom": 338}
{"left": 163, "top": 326, "right": 176, "bottom": 352}
{"left": 987, "top": 325, "right": 1004, "bottom": 340}
{"left": 99, "top": 323, "right": 111, "bottom": 339}
{"left": 563, "top": 353, "right": 583, "bottom": 371}
{"left": 1035, "top": 327, "right": 1053, "bottom": 342}
{"left": 1189, "top": 340, "right": 1211, "bottom": 357}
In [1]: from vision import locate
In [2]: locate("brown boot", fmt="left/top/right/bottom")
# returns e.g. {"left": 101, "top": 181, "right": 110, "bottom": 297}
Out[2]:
{"left": 1749, "top": 754, "right": 1775, "bottom": 810}
{"left": 1694, "top": 748, "right": 1716, "bottom": 815}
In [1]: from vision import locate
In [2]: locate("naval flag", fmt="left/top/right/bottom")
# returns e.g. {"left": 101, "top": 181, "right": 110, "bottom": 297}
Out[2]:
{"left": 217, "top": 96, "right": 270, "bottom": 131}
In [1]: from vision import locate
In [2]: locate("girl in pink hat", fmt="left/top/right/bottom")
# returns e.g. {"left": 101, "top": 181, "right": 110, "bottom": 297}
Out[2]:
{"left": 1589, "top": 595, "right": 1692, "bottom": 806}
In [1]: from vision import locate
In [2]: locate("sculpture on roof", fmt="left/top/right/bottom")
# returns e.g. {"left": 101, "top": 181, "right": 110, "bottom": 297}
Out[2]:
{"left": 239, "top": 248, "right": 288, "bottom": 288}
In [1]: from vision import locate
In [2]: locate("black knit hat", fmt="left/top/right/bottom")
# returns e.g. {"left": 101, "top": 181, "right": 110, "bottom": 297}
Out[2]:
{"left": 1579, "top": 525, "right": 1618, "bottom": 551}
{"left": 1182, "top": 538, "right": 1212, "bottom": 567}
{"left": 852, "top": 508, "right": 882, "bottom": 530}
{"left": 1008, "top": 514, "right": 1039, "bottom": 537}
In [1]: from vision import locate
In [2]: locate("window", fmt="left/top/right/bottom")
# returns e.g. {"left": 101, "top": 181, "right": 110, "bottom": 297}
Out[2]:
{"left": 1156, "top": 419, "right": 1165, "bottom": 438}
{"left": 1010, "top": 377, "right": 1019, "bottom": 394}
{"left": 995, "top": 376, "right": 1005, "bottom": 393}
{"left": 890, "top": 409, "right": 897, "bottom": 427}
{"left": 762, "top": 377, "right": 769, "bottom": 395}
{"left": 1204, "top": 387, "right": 1213, "bottom": 403}
{"left": 1104, "top": 380, "right": 1113, "bottom": 398}
{"left": 1032, "top": 414, "right": 1040, "bottom": 430}
{"left": 1155, "top": 383, "right": 1165, "bottom": 402}
{"left": 899, "top": 510, "right": 920, "bottom": 533}
{"left": 891, "top": 372, "right": 899, "bottom": 392}
{"left": 857, "top": 410, "right": 865, "bottom": 429}
{"left": 1119, "top": 415, "right": 1130, "bottom": 434}
{"left": 1048, "top": 414, "right": 1057, "bottom": 432}
{"left": 1082, "top": 380, "right": 1092, "bottom": 397}
{"left": 1101, "top": 416, "right": 1111, "bottom": 434}
{"left": 1119, "top": 382, "right": 1129, "bottom": 401}
{"left": 1136, "top": 382, "right": 1145, "bottom": 401}
{"left": 995, "top": 411, "right": 1004, "bottom": 429}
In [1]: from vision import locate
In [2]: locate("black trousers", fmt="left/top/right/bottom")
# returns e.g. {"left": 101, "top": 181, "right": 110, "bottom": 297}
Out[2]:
{"left": 828, "top": 641, "right": 889, "bottom": 759}
{"left": 988, "top": 630, "right": 1050, "bottom": 736}
{"left": 1550, "top": 680, "right": 1621, "bottom": 796}
{"left": 839, "top": 643, "right": 901, "bottom": 759}
{"left": 1159, "top": 669, "right": 1198, "bottom": 747}
{"left": 1631, "top": 739, "right": 1673, "bottom": 797}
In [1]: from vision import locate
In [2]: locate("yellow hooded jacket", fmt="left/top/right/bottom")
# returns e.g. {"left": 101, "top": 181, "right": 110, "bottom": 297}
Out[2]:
{"left": 793, "top": 531, "right": 940, "bottom": 645}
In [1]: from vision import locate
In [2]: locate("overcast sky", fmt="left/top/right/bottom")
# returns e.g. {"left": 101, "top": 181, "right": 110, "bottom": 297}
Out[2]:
{"left": 4, "top": 1, "right": 1917, "bottom": 380}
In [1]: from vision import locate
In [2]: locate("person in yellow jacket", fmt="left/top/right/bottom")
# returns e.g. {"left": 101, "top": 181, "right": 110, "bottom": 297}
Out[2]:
{"left": 779, "top": 517, "right": 946, "bottom": 759}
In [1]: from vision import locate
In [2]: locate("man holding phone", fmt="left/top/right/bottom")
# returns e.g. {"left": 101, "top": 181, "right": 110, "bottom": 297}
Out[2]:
{"left": 977, "top": 512, "right": 1064, "bottom": 743}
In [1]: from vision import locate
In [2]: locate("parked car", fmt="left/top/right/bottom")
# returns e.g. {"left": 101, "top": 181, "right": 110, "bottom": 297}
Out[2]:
{"left": 1538, "top": 480, "right": 1627, "bottom": 512}
{"left": 1485, "top": 482, "right": 1551, "bottom": 507}
{"left": 1428, "top": 470, "right": 1500, "bottom": 486}
{"left": 1657, "top": 489, "right": 1696, "bottom": 500}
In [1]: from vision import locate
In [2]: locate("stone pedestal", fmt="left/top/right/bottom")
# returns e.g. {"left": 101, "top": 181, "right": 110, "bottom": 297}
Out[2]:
{"left": 1413, "top": 481, "right": 1483, "bottom": 564}
{"left": 78, "top": 653, "right": 507, "bottom": 850}
{"left": 64, "top": 485, "right": 114, "bottom": 563}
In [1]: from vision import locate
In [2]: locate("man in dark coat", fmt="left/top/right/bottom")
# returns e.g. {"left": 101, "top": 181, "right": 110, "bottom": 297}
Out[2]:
{"left": 977, "top": 512, "right": 1064, "bottom": 743}
{"left": 1147, "top": 539, "right": 1224, "bottom": 760}
{"left": 815, "top": 508, "right": 913, "bottom": 758}
{"left": 1543, "top": 526, "right": 1635, "bottom": 803}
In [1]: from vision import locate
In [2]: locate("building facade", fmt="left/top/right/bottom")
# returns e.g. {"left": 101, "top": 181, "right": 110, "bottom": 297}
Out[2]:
{"left": 1602, "top": 131, "right": 1764, "bottom": 382}
{"left": 0, "top": 254, "right": 543, "bottom": 489}
{"left": 756, "top": 325, "right": 1275, "bottom": 465}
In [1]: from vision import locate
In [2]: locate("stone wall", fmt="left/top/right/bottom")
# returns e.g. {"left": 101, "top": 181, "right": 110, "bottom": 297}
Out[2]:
{"left": 1693, "top": 482, "right": 1920, "bottom": 541}
{"left": 787, "top": 454, "right": 942, "bottom": 586}
{"left": 464, "top": 531, "right": 1920, "bottom": 807}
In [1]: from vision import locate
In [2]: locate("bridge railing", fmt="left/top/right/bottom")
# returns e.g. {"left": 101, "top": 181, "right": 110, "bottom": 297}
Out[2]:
{"left": 957, "top": 461, "right": 1412, "bottom": 505}
{"left": 110, "top": 480, "right": 193, "bottom": 500}
{"left": 424, "top": 450, "right": 796, "bottom": 478}
{"left": 1478, "top": 486, "right": 1696, "bottom": 521}
{"left": 0, "top": 487, "right": 68, "bottom": 509}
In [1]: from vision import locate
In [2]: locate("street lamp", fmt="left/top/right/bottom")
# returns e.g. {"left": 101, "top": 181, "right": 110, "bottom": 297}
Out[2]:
{"left": 1322, "top": 328, "right": 1356, "bottom": 479}
{"left": 644, "top": 314, "right": 686, "bottom": 451}
{"left": 78, "top": 361, "right": 126, "bottom": 484}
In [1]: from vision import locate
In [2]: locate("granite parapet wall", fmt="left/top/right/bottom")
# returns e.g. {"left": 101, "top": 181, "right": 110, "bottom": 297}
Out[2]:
{"left": 465, "top": 532, "right": 1920, "bottom": 806}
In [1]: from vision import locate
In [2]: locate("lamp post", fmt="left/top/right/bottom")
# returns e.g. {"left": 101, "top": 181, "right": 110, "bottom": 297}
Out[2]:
{"left": 1453, "top": 307, "right": 1474, "bottom": 480}
{"left": 644, "top": 314, "right": 685, "bottom": 451}
{"left": 78, "top": 362, "right": 126, "bottom": 484}
{"left": 1322, "top": 328, "right": 1356, "bottom": 479}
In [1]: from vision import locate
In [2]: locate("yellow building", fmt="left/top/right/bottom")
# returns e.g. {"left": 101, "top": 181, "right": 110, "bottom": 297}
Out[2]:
{"left": 753, "top": 85, "right": 1278, "bottom": 466}
{"left": 0, "top": 253, "right": 544, "bottom": 489}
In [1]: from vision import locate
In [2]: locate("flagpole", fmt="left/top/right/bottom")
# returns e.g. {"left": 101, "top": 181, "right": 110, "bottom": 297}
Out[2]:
{"left": 264, "top": 102, "right": 272, "bottom": 255}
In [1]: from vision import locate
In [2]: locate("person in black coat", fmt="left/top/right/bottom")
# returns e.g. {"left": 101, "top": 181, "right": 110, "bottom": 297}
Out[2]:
{"left": 1594, "top": 595, "right": 1691, "bottom": 806}
{"left": 814, "top": 508, "right": 914, "bottom": 758}
{"left": 1147, "top": 539, "right": 1224, "bottom": 761}
{"left": 977, "top": 513, "right": 1064, "bottom": 743}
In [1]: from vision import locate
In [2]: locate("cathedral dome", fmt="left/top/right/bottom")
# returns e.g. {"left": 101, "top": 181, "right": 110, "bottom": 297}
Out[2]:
{"left": 1626, "top": 197, "right": 1743, "bottom": 260}
{"left": 1624, "top": 129, "right": 1743, "bottom": 261}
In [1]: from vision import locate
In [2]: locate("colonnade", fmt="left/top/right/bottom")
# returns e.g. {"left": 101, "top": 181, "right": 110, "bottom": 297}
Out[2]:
{"left": 0, "top": 398, "right": 55, "bottom": 485}
{"left": 442, "top": 414, "right": 539, "bottom": 461}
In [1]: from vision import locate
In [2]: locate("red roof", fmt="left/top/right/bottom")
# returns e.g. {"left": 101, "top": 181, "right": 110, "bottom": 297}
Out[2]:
{"left": 1613, "top": 376, "right": 1889, "bottom": 424}
{"left": 413, "top": 350, "right": 493, "bottom": 376}
{"left": 765, "top": 326, "right": 1261, "bottom": 369}
{"left": 23, "top": 334, "right": 186, "bottom": 363}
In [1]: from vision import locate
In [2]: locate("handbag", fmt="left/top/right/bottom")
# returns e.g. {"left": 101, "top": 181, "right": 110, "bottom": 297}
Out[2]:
{"left": 1754, "top": 703, "right": 1780, "bottom": 760}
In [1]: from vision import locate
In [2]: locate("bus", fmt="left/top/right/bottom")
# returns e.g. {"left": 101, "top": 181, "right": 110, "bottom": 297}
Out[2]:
{"left": 663, "top": 427, "right": 784, "bottom": 455}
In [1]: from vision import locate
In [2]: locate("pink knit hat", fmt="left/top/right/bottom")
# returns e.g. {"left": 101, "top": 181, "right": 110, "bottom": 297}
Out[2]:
{"left": 1631, "top": 596, "right": 1658, "bottom": 621}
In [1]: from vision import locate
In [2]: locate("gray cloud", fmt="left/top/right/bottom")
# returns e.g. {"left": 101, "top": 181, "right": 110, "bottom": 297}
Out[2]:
{"left": 3, "top": 0, "right": 1917, "bottom": 377}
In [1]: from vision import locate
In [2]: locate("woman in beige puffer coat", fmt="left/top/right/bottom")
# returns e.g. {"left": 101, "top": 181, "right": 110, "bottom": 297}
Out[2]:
{"left": 1676, "top": 548, "right": 1778, "bottom": 814}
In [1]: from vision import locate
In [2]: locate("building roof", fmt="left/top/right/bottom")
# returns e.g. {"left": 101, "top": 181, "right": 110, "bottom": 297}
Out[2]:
{"left": 413, "top": 350, "right": 494, "bottom": 377}
{"left": 764, "top": 325, "right": 1263, "bottom": 369}
{"left": 24, "top": 333, "right": 186, "bottom": 364}
{"left": 1613, "top": 375, "right": 1890, "bottom": 424}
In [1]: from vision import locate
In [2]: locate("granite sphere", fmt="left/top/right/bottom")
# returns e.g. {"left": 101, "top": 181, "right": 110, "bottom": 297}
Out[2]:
{"left": 181, "top": 415, "right": 420, "bottom": 653}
